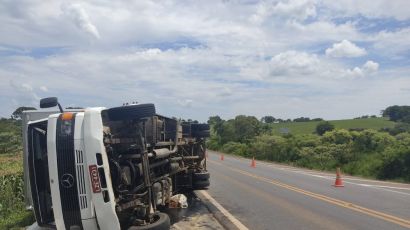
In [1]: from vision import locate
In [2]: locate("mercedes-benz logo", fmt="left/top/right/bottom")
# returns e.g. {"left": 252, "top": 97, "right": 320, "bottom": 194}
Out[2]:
{"left": 61, "top": 174, "right": 74, "bottom": 188}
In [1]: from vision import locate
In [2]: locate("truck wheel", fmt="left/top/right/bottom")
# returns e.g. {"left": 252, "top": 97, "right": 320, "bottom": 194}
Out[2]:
{"left": 107, "top": 104, "right": 156, "bottom": 121}
{"left": 128, "top": 212, "right": 170, "bottom": 230}
{"left": 193, "top": 171, "right": 210, "bottom": 181}
{"left": 193, "top": 179, "right": 210, "bottom": 189}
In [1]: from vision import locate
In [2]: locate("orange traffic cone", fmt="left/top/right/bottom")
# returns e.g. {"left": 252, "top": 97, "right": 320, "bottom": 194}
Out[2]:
{"left": 220, "top": 154, "right": 224, "bottom": 161}
{"left": 250, "top": 157, "right": 256, "bottom": 168}
{"left": 333, "top": 167, "right": 344, "bottom": 187}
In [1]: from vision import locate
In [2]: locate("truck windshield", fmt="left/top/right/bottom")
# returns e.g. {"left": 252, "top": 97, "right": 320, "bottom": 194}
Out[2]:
{"left": 28, "top": 121, "right": 54, "bottom": 226}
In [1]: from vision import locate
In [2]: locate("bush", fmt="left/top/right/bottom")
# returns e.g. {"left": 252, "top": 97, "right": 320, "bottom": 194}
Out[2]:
{"left": 352, "top": 129, "right": 396, "bottom": 152}
{"left": 249, "top": 135, "right": 298, "bottom": 162}
{"left": 316, "top": 121, "right": 334, "bottom": 135}
{"left": 322, "top": 129, "right": 352, "bottom": 145}
{"left": 206, "top": 136, "right": 221, "bottom": 150}
{"left": 293, "top": 134, "right": 320, "bottom": 148}
{"left": 378, "top": 145, "right": 410, "bottom": 181}
{"left": 343, "top": 154, "right": 384, "bottom": 178}
{"left": 388, "top": 123, "right": 410, "bottom": 135}
{"left": 221, "top": 142, "right": 249, "bottom": 157}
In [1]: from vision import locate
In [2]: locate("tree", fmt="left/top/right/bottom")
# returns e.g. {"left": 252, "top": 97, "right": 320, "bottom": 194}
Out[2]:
{"left": 316, "top": 121, "right": 334, "bottom": 135}
{"left": 207, "top": 116, "right": 224, "bottom": 136}
{"left": 293, "top": 117, "right": 310, "bottom": 122}
{"left": 233, "top": 115, "right": 260, "bottom": 143}
{"left": 11, "top": 106, "right": 36, "bottom": 120}
{"left": 312, "top": 118, "right": 324, "bottom": 121}
{"left": 383, "top": 105, "right": 410, "bottom": 122}
{"left": 261, "top": 116, "right": 275, "bottom": 123}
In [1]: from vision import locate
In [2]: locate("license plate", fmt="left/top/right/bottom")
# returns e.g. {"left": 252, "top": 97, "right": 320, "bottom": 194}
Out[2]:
{"left": 89, "top": 165, "right": 102, "bottom": 193}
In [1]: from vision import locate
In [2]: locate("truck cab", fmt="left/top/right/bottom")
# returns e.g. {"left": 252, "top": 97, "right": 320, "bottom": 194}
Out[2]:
{"left": 24, "top": 98, "right": 210, "bottom": 230}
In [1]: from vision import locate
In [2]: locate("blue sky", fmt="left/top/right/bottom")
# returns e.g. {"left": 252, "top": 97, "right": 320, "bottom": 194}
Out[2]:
{"left": 0, "top": 0, "right": 409, "bottom": 121}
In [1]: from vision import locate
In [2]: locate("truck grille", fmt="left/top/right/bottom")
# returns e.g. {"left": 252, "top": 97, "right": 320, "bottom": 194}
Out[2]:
{"left": 56, "top": 114, "right": 84, "bottom": 229}
{"left": 76, "top": 150, "right": 88, "bottom": 210}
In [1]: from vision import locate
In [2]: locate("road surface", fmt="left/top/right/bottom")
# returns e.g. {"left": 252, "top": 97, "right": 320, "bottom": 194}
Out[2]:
{"left": 204, "top": 150, "right": 410, "bottom": 230}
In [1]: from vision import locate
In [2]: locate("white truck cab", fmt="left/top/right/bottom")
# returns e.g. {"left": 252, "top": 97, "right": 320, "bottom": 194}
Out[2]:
{"left": 24, "top": 97, "right": 210, "bottom": 230}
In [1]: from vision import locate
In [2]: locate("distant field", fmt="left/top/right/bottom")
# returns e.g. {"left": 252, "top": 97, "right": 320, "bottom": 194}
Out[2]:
{"left": 270, "top": 118, "right": 396, "bottom": 135}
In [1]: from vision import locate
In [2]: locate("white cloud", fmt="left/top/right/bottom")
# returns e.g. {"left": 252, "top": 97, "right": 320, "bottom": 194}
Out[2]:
{"left": 177, "top": 99, "right": 193, "bottom": 108}
{"left": 40, "top": 86, "right": 48, "bottom": 92}
{"left": 362, "top": 60, "right": 379, "bottom": 73}
{"left": 372, "top": 28, "right": 410, "bottom": 58}
{"left": 62, "top": 3, "right": 100, "bottom": 39}
{"left": 9, "top": 81, "right": 40, "bottom": 107}
{"left": 272, "top": 0, "right": 317, "bottom": 21}
{"left": 269, "top": 51, "right": 320, "bottom": 76}
{"left": 0, "top": 0, "right": 408, "bottom": 121}
{"left": 345, "top": 60, "right": 379, "bottom": 78}
{"left": 345, "top": 66, "right": 364, "bottom": 78}
{"left": 326, "top": 40, "right": 366, "bottom": 58}
{"left": 322, "top": 0, "right": 410, "bottom": 21}
{"left": 217, "top": 87, "right": 233, "bottom": 97}
{"left": 250, "top": 0, "right": 316, "bottom": 24}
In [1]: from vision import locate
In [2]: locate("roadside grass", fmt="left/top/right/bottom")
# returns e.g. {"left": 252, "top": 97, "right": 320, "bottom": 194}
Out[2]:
{"left": 271, "top": 118, "right": 395, "bottom": 135}
{"left": 0, "top": 153, "right": 34, "bottom": 230}
{"left": 0, "top": 153, "right": 23, "bottom": 176}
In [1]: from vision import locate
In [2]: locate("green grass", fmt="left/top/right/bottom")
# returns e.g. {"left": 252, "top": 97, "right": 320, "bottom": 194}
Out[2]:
{"left": 271, "top": 117, "right": 396, "bottom": 135}
{"left": 0, "top": 153, "right": 23, "bottom": 176}
{"left": 0, "top": 153, "right": 34, "bottom": 230}
{"left": 0, "top": 118, "right": 34, "bottom": 229}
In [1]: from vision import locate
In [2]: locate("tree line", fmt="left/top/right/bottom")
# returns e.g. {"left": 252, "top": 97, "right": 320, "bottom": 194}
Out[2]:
{"left": 261, "top": 116, "right": 324, "bottom": 123}
{"left": 207, "top": 106, "right": 410, "bottom": 182}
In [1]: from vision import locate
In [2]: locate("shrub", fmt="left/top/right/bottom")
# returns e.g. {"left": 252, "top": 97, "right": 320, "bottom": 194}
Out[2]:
{"left": 353, "top": 129, "right": 396, "bottom": 152}
{"left": 316, "top": 121, "right": 334, "bottom": 135}
{"left": 322, "top": 129, "right": 352, "bottom": 145}
{"left": 249, "top": 135, "right": 288, "bottom": 161}
{"left": 221, "top": 142, "right": 249, "bottom": 157}
{"left": 206, "top": 136, "right": 221, "bottom": 150}
{"left": 378, "top": 146, "right": 410, "bottom": 181}
{"left": 293, "top": 134, "right": 320, "bottom": 148}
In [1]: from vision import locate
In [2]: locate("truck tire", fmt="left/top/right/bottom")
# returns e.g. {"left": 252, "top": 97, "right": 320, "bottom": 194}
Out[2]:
{"left": 128, "top": 212, "right": 170, "bottom": 230}
{"left": 193, "top": 171, "right": 210, "bottom": 181}
{"left": 107, "top": 104, "right": 156, "bottom": 121}
{"left": 193, "top": 179, "right": 210, "bottom": 189}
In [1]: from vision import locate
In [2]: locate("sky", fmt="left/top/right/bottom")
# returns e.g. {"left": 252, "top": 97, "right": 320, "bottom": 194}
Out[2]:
{"left": 0, "top": 0, "right": 409, "bottom": 122}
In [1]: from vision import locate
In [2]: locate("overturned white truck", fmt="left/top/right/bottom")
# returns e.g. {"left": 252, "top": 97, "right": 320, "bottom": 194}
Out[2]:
{"left": 23, "top": 97, "right": 210, "bottom": 230}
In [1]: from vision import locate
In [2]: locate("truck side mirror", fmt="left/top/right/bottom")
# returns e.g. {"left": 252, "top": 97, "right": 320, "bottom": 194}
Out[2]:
{"left": 40, "top": 97, "right": 64, "bottom": 113}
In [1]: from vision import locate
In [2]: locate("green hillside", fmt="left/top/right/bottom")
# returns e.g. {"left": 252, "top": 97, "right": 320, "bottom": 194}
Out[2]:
{"left": 271, "top": 117, "right": 395, "bottom": 135}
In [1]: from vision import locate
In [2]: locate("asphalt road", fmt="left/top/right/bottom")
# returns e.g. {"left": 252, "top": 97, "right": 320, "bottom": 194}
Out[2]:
{"left": 205, "top": 150, "right": 410, "bottom": 230}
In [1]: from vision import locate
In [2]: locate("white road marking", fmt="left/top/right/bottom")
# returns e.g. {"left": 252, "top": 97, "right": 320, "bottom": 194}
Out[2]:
{"left": 307, "top": 174, "right": 410, "bottom": 196}
{"left": 356, "top": 184, "right": 410, "bottom": 190}
{"left": 199, "top": 190, "right": 249, "bottom": 230}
